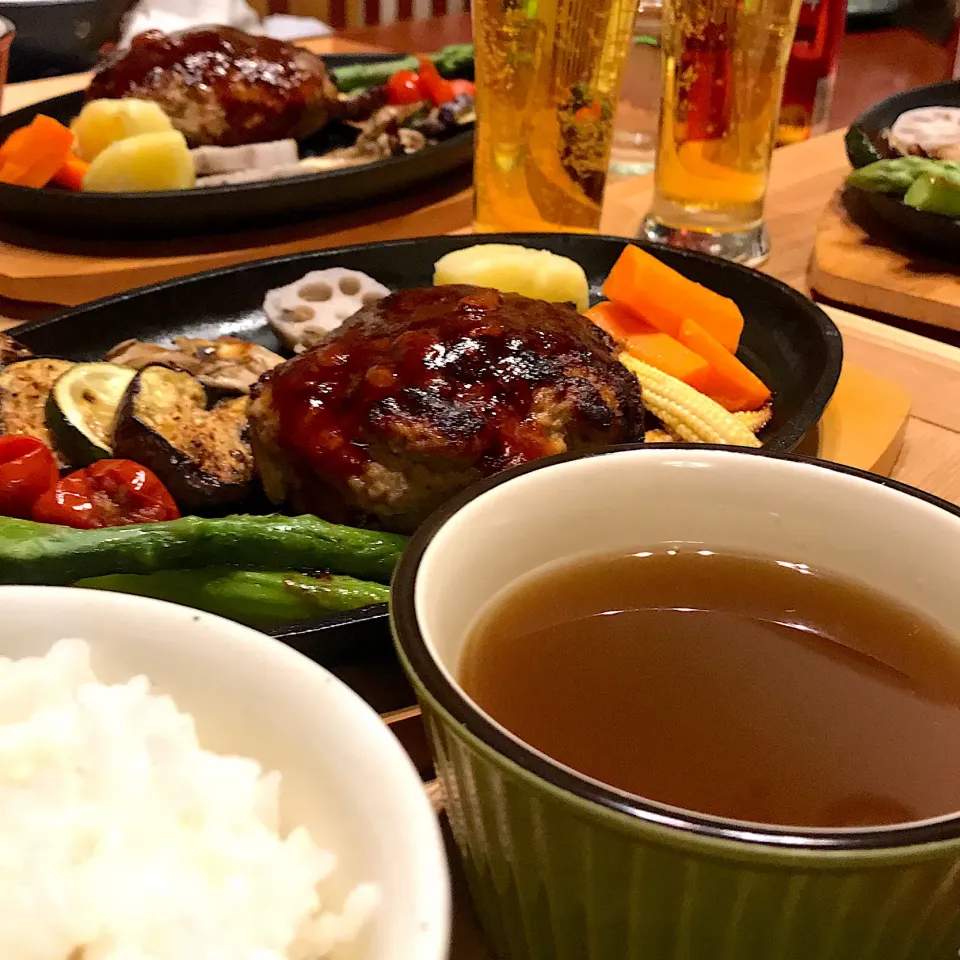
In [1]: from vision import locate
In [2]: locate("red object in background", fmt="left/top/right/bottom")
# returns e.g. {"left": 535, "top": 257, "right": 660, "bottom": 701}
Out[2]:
{"left": 416, "top": 55, "right": 456, "bottom": 106}
{"left": 0, "top": 435, "right": 58, "bottom": 519}
{"left": 951, "top": 6, "right": 960, "bottom": 79}
{"left": 679, "top": 23, "right": 735, "bottom": 143}
{"left": 32, "top": 460, "right": 180, "bottom": 529}
{"left": 386, "top": 70, "right": 425, "bottom": 104}
{"left": 448, "top": 78, "right": 476, "bottom": 98}
{"left": 778, "top": 0, "right": 848, "bottom": 144}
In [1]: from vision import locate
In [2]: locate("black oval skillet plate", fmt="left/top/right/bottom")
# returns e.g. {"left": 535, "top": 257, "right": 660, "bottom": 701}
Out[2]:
{"left": 10, "top": 233, "right": 842, "bottom": 666}
{"left": 844, "top": 80, "right": 960, "bottom": 259}
{"left": 0, "top": 54, "right": 475, "bottom": 241}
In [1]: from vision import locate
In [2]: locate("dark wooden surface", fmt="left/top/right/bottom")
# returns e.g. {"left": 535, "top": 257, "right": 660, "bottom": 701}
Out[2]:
{"left": 340, "top": 13, "right": 957, "bottom": 132}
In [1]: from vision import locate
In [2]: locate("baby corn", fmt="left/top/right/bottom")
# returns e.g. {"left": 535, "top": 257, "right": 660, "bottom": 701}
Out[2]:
{"left": 734, "top": 405, "right": 773, "bottom": 433}
{"left": 621, "top": 354, "right": 762, "bottom": 448}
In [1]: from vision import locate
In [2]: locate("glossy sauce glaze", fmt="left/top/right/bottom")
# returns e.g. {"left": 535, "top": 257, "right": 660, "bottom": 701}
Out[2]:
{"left": 88, "top": 27, "right": 334, "bottom": 147}
{"left": 256, "top": 284, "right": 645, "bottom": 483}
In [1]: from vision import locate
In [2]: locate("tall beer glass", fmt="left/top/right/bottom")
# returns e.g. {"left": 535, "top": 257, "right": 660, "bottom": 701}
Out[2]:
{"left": 642, "top": 0, "right": 803, "bottom": 264}
{"left": 472, "top": 0, "right": 636, "bottom": 232}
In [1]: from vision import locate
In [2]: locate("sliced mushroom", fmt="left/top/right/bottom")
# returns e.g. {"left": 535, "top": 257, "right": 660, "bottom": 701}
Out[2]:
{"left": 191, "top": 139, "right": 299, "bottom": 177}
{"left": 105, "top": 335, "right": 284, "bottom": 393}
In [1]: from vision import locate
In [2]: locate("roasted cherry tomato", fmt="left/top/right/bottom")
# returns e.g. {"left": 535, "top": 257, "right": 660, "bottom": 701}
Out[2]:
{"left": 447, "top": 78, "right": 476, "bottom": 99}
{"left": 0, "top": 435, "right": 58, "bottom": 519}
{"left": 386, "top": 70, "right": 425, "bottom": 105}
{"left": 416, "top": 56, "right": 455, "bottom": 107}
{"left": 32, "top": 459, "right": 180, "bottom": 529}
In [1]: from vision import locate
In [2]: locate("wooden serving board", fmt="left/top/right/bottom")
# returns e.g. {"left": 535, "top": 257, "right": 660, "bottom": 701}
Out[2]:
{"left": 809, "top": 191, "right": 960, "bottom": 330}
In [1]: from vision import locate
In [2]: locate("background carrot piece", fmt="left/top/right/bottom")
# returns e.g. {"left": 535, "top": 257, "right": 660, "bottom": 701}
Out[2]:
{"left": 0, "top": 115, "right": 75, "bottom": 188}
{"left": 0, "top": 126, "right": 30, "bottom": 164}
{"left": 52, "top": 154, "right": 90, "bottom": 191}
{"left": 0, "top": 161, "right": 30, "bottom": 185}
{"left": 625, "top": 328, "right": 711, "bottom": 390}
{"left": 602, "top": 245, "right": 745, "bottom": 352}
{"left": 678, "top": 318, "right": 771, "bottom": 412}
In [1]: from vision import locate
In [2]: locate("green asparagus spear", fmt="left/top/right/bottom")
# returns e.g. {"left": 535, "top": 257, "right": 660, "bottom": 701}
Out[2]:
{"left": 0, "top": 514, "right": 407, "bottom": 586}
{"left": 332, "top": 44, "right": 474, "bottom": 93}
{"left": 903, "top": 173, "right": 960, "bottom": 217}
{"left": 846, "top": 157, "right": 960, "bottom": 196}
{"left": 76, "top": 569, "right": 389, "bottom": 628}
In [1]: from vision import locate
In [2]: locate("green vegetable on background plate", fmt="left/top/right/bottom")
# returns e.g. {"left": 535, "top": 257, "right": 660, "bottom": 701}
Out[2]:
{"left": 76, "top": 568, "right": 390, "bottom": 628}
{"left": 333, "top": 44, "right": 474, "bottom": 93}
{"left": 845, "top": 156, "right": 960, "bottom": 196}
{"left": 0, "top": 513, "right": 407, "bottom": 586}
{"left": 844, "top": 125, "right": 886, "bottom": 170}
{"left": 903, "top": 173, "right": 960, "bottom": 216}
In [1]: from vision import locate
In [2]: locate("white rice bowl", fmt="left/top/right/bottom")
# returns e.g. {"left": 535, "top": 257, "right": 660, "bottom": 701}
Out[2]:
{"left": 0, "top": 587, "right": 450, "bottom": 960}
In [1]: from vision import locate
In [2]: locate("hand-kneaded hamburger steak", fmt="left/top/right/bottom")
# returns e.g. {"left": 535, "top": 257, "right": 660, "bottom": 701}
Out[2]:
{"left": 249, "top": 284, "right": 646, "bottom": 532}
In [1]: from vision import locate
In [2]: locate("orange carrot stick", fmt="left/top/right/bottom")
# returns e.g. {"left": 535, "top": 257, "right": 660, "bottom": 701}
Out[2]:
{"left": 677, "top": 318, "right": 771, "bottom": 412}
{"left": 624, "top": 328, "right": 712, "bottom": 391}
{"left": 602, "top": 245, "right": 745, "bottom": 352}
{"left": 585, "top": 301, "right": 712, "bottom": 389}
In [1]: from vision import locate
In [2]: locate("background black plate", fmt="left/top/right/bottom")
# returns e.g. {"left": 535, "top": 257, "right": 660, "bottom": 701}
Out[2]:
{"left": 0, "top": 54, "right": 475, "bottom": 240}
{"left": 844, "top": 80, "right": 960, "bottom": 258}
{"left": 10, "top": 233, "right": 842, "bottom": 666}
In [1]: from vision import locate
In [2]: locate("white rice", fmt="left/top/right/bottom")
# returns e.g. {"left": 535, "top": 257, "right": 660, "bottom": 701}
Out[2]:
{"left": 0, "top": 639, "right": 379, "bottom": 960}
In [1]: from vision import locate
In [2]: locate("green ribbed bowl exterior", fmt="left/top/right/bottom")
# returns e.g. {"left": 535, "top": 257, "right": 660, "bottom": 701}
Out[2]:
{"left": 408, "top": 677, "right": 960, "bottom": 960}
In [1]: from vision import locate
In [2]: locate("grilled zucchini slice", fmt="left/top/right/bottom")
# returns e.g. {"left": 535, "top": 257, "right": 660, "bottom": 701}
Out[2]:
{"left": 112, "top": 364, "right": 255, "bottom": 511}
{"left": 46, "top": 362, "right": 136, "bottom": 467}
{"left": 0, "top": 358, "right": 74, "bottom": 468}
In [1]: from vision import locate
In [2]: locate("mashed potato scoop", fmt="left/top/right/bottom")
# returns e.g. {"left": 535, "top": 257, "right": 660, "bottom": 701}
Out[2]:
{"left": 433, "top": 244, "right": 590, "bottom": 313}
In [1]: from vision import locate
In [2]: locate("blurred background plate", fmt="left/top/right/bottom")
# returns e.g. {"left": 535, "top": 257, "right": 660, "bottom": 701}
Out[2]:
{"left": 0, "top": 53, "right": 475, "bottom": 239}
{"left": 844, "top": 79, "right": 960, "bottom": 258}
{"left": 0, "top": 0, "right": 130, "bottom": 82}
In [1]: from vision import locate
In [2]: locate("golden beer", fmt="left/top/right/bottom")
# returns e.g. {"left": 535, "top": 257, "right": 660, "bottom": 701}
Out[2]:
{"left": 644, "top": 0, "right": 802, "bottom": 261}
{"left": 472, "top": 0, "right": 636, "bottom": 232}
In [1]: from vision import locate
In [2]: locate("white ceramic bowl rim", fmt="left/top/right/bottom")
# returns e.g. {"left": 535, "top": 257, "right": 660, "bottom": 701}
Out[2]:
{"left": 392, "top": 443, "right": 960, "bottom": 852}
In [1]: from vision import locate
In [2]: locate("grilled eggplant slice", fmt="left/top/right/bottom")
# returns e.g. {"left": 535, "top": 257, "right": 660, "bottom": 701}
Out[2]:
{"left": 47, "top": 362, "right": 137, "bottom": 467}
{"left": 113, "top": 365, "right": 255, "bottom": 511}
{"left": 0, "top": 358, "right": 74, "bottom": 467}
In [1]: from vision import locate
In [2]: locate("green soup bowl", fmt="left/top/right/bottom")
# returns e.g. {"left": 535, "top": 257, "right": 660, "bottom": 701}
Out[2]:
{"left": 391, "top": 444, "right": 960, "bottom": 960}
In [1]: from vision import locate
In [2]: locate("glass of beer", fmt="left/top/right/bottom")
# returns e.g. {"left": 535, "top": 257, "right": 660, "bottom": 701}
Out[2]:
{"left": 472, "top": 0, "right": 637, "bottom": 233}
{"left": 641, "top": 0, "right": 804, "bottom": 265}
